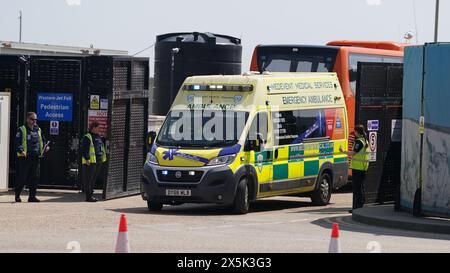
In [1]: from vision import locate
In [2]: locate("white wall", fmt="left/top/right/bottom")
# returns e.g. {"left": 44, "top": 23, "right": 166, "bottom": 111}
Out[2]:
{"left": 0, "top": 93, "right": 10, "bottom": 191}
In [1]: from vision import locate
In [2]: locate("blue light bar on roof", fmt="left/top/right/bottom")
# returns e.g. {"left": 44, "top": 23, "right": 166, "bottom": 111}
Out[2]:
{"left": 183, "top": 84, "right": 253, "bottom": 92}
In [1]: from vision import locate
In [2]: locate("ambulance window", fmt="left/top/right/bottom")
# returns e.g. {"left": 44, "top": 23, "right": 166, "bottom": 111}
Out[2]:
{"left": 273, "top": 109, "right": 326, "bottom": 146}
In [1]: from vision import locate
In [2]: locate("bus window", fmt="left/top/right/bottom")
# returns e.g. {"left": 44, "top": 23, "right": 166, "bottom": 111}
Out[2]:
{"left": 383, "top": 56, "right": 403, "bottom": 63}
{"left": 262, "top": 58, "right": 291, "bottom": 72}
{"left": 256, "top": 46, "right": 338, "bottom": 73}
{"left": 348, "top": 54, "right": 403, "bottom": 95}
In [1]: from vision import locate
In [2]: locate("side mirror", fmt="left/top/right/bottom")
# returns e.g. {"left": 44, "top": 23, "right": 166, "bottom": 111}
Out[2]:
{"left": 247, "top": 139, "right": 261, "bottom": 152}
{"left": 256, "top": 133, "right": 266, "bottom": 146}
{"left": 148, "top": 131, "right": 156, "bottom": 146}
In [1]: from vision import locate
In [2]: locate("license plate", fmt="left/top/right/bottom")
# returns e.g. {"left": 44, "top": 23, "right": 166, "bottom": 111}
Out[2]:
{"left": 166, "top": 189, "right": 191, "bottom": 197}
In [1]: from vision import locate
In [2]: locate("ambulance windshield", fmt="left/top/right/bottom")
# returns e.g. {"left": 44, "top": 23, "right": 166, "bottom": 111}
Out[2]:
{"left": 156, "top": 110, "right": 249, "bottom": 148}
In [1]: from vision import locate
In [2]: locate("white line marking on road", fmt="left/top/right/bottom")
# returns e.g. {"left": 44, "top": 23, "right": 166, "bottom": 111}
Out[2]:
{"left": 289, "top": 219, "right": 311, "bottom": 223}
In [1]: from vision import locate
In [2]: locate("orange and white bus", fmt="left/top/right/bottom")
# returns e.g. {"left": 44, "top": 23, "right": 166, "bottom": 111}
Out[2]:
{"left": 250, "top": 40, "right": 405, "bottom": 147}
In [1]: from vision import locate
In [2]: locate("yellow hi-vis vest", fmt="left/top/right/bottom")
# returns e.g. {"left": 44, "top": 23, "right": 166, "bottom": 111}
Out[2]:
{"left": 351, "top": 137, "right": 370, "bottom": 171}
{"left": 82, "top": 133, "right": 107, "bottom": 165}
{"left": 17, "top": 126, "right": 44, "bottom": 158}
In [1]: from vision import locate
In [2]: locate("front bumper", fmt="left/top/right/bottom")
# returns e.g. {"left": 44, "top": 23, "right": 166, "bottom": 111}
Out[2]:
{"left": 141, "top": 163, "right": 238, "bottom": 205}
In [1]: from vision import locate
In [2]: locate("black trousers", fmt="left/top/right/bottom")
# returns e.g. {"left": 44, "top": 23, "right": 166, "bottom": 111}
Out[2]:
{"left": 352, "top": 169, "right": 367, "bottom": 210}
{"left": 82, "top": 163, "right": 102, "bottom": 199}
{"left": 15, "top": 157, "right": 40, "bottom": 198}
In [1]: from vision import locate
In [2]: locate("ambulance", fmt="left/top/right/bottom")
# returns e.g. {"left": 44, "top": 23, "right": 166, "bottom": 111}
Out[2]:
{"left": 141, "top": 72, "right": 349, "bottom": 214}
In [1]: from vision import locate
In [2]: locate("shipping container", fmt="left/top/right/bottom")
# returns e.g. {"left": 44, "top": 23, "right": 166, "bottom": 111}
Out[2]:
{"left": 401, "top": 43, "right": 450, "bottom": 218}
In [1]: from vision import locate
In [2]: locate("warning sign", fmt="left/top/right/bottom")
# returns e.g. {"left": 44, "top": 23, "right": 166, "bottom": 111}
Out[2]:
{"left": 88, "top": 110, "right": 108, "bottom": 137}
{"left": 368, "top": 131, "right": 377, "bottom": 162}
{"left": 419, "top": 116, "right": 425, "bottom": 134}
{"left": 49, "top": 121, "right": 59, "bottom": 136}
{"left": 90, "top": 95, "right": 100, "bottom": 110}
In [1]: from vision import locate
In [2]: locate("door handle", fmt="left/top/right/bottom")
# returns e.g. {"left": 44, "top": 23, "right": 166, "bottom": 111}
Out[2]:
{"left": 274, "top": 148, "right": 279, "bottom": 159}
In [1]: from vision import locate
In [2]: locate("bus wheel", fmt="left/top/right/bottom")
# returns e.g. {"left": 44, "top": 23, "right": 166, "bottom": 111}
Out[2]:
{"left": 233, "top": 178, "right": 250, "bottom": 214}
{"left": 311, "top": 173, "right": 332, "bottom": 206}
{"left": 147, "top": 200, "right": 163, "bottom": 212}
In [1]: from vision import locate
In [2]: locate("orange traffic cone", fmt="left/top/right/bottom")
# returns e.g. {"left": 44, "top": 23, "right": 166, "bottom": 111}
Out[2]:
{"left": 115, "top": 214, "right": 130, "bottom": 253}
{"left": 328, "top": 223, "right": 341, "bottom": 253}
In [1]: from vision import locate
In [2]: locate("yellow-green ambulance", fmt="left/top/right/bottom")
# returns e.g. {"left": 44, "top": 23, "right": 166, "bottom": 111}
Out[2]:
{"left": 141, "top": 72, "right": 349, "bottom": 214}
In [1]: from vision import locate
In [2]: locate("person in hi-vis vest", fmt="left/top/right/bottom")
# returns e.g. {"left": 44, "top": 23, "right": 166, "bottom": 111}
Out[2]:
{"left": 81, "top": 121, "right": 107, "bottom": 202}
{"left": 340, "top": 124, "right": 370, "bottom": 213}
{"left": 15, "top": 112, "right": 50, "bottom": 203}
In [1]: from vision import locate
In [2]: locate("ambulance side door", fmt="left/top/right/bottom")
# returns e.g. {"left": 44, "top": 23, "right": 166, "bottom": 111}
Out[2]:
{"left": 246, "top": 111, "right": 272, "bottom": 188}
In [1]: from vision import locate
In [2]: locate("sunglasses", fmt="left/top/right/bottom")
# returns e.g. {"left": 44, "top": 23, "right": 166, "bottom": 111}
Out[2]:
{"left": 29, "top": 118, "right": 38, "bottom": 121}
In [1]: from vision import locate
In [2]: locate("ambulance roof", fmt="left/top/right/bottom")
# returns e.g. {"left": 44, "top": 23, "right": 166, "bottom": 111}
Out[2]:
{"left": 183, "top": 72, "right": 339, "bottom": 85}
{"left": 172, "top": 72, "right": 345, "bottom": 112}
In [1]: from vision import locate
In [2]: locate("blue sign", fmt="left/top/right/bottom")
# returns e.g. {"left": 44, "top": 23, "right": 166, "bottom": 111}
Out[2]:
{"left": 367, "top": 120, "right": 379, "bottom": 131}
{"left": 37, "top": 93, "right": 73, "bottom": 122}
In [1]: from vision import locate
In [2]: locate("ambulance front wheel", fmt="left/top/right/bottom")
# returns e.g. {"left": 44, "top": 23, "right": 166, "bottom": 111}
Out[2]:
{"left": 233, "top": 178, "right": 250, "bottom": 214}
{"left": 311, "top": 173, "right": 332, "bottom": 206}
{"left": 147, "top": 200, "right": 163, "bottom": 212}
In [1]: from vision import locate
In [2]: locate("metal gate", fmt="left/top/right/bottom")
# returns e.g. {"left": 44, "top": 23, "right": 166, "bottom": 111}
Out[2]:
{"left": 355, "top": 62, "right": 403, "bottom": 204}
{"left": 126, "top": 98, "right": 147, "bottom": 193}
{"left": 104, "top": 99, "right": 128, "bottom": 198}
{"left": 1, "top": 55, "right": 149, "bottom": 197}
{"left": 101, "top": 57, "right": 149, "bottom": 200}
{"left": 0, "top": 55, "right": 27, "bottom": 188}
{"left": 28, "top": 57, "right": 83, "bottom": 188}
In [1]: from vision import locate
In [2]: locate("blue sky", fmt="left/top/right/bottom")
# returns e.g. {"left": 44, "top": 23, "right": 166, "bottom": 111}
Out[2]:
{"left": 1, "top": 0, "right": 449, "bottom": 74}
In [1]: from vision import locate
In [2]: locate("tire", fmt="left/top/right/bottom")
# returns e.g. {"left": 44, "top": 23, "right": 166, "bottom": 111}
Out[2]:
{"left": 233, "top": 178, "right": 250, "bottom": 214}
{"left": 310, "top": 173, "right": 332, "bottom": 206}
{"left": 147, "top": 200, "right": 163, "bottom": 212}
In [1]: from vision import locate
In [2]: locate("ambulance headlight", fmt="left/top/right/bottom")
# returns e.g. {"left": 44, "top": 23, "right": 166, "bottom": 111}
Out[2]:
{"left": 146, "top": 153, "right": 159, "bottom": 165}
{"left": 207, "top": 154, "right": 236, "bottom": 166}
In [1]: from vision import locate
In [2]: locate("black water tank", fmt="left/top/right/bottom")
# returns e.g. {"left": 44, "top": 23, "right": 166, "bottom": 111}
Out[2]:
{"left": 153, "top": 32, "right": 242, "bottom": 115}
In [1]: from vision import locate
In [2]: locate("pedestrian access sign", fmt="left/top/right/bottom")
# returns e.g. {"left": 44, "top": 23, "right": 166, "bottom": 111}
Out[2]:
{"left": 37, "top": 93, "right": 73, "bottom": 122}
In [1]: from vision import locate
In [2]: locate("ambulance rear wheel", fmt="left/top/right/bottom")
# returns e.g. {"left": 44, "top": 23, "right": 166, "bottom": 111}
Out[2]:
{"left": 233, "top": 178, "right": 250, "bottom": 214}
{"left": 147, "top": 201, "right": 163, "bottom": 212}
{"left": 311, "top": 173, "right": 332, "bottom": 206}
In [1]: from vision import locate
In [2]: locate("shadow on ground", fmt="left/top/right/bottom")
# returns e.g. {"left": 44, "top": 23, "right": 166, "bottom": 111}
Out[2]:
{"left": 108, "top": 197, "right": 345, "bottom": 217}
{"left": 311, "top": 214, "right": 450, "bottom": 241}
{"left": 0, "top": 190, "right": 101, "bottom": 203}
